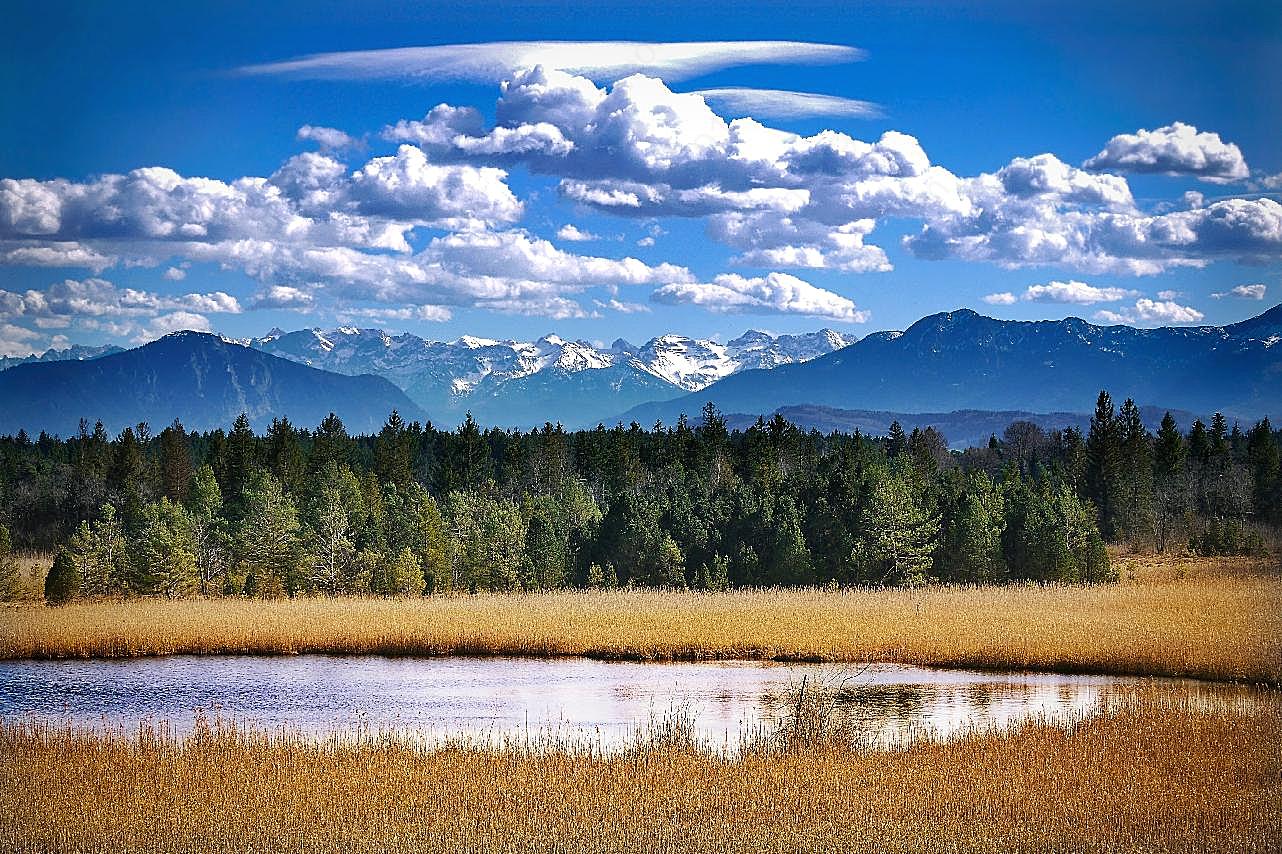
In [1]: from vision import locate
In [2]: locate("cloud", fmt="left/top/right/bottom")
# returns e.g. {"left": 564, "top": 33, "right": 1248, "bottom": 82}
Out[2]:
{"left": 1093, "top": 298, "right": 1205, "bottom": 326}
{"left": 0, "top": 278, "right": 241, "bottom": 322}
{"left": 652, "top": 271, "right": 868, "bottom": 321}
{"left": 1083, "top": 122, "right": 1249, "bottom": 183}
{"left": 0, "top": 322, "right": 41, "bottom": 357}
{"left": 693, "top": 88, "right": 881, "bottom": 119}
{"left": 1021, "top": 281, "right": 1139, "bottom": 304}
{"left": 593, "top": 298, "right": 651, "bottom": 314}
{"left": 238, "top": 40, "right": 864, "bottom": 84}
{"left": 162, "top": 266, "right": 186, "bottom": 281}
{"left": 297, "top": 124, "right": 359, "bottom": 152}
{"left": 1211, "top": 283, "right": 1267, "bottom": 300}
{"left": 556, "top": 224, "right": 598, "bottom": 242}
{"left": 252, "top": 284, "right": 317, "bottom": 310}
{"left": 338, "top": 304, "right": 453, "bottom": 323}
{"left": 139, "top": 311, "right": 211, "bottom": 341}
{"left": 982, "top": 292, "right": 1017, "bottom": 305}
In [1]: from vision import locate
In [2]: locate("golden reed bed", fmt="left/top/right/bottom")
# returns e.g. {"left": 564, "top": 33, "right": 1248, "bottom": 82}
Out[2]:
{"left": 1, "top": 692, "right": 1277, "bottom": 854}
{"left": 1, "top": 556, "right": 1279, "bottom": 684}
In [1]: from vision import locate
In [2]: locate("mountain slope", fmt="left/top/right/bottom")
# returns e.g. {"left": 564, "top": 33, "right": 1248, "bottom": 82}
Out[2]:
{"left": 616, "top": 306, "right": 1282, "bottom": 426}
{"left": 0, "top": 332, "right": 427, "bottom": 436}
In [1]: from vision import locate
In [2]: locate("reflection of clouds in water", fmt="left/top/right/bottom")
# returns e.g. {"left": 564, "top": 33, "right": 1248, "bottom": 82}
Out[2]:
{"left": 0, "top": 656, "right": 1253, "bottom": 752}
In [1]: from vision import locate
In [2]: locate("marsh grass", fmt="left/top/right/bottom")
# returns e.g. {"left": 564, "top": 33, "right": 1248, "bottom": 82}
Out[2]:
{"left": 2, "top": 555, "right": 1278, "bottom": 684}
{"left": 0, "top": 689, "right": 1276, "bottom": 854}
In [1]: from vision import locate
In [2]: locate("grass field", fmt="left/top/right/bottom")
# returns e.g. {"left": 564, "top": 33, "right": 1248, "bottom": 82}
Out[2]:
{"left": 0, "top": 690, "right": 1277, "bottom": 854}
{"left": 2, "top": 554, "right": 1278, "bottom": 684}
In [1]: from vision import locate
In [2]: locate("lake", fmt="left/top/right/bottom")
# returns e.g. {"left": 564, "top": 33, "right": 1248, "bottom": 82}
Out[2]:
{"left": 0, "top": 655, "right": 1240, "bottom": 750}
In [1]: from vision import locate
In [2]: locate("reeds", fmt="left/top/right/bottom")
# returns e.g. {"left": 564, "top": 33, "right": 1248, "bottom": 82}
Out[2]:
{"left": 2, "top": 555, "right": 1278, "bottom": 684}
{"left": 0, "top": 690, "right": 1276, "bottom": 853}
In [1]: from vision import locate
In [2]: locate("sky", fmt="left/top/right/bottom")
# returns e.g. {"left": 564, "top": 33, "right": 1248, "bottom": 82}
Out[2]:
{"left": 1, "top": 0, "right": 1280, "bottom": 356}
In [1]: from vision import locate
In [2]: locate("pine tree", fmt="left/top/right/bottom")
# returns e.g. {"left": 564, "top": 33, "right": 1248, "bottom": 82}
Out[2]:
{"left": 940, "top": 472, "right": 1006, "bottom": 583}
{"left": 236, "top": 472, "right": 304, "bottom": 596}
{"left": 158, "top": 419, "right": 192, "bottom": 502}
{"left": 0, "top": 524, "right": 17, "bottom": 600}
{"left": 308, "top": 478, "right": 359, "bottom": 594}
{"left": 45, "top": 548, "right": 81, "bottom": 604}
{"left": 265, "top": 417, "right": 306, "bottom": 496}
{"left": 853, "top": 472, "right": 940, "bottom": 586}
{"left": 223, "top": 413, "right": 257, "bottom": 504}
{"left": 1153, "top": 413, "right": 1187, "bottom": 552}
{"left": 1246, "top": 418, "right": 1280, "bottom": 524}
{"left": 186, "top": 464, "right": 227, "bottom": 595}
{"left": 1085, "top": 391, "right": 1123, "bottom": 540}
{"left": 374, "top": 410, "right": 415, "bottom": 487}
{"left": 1116, "top": 399, "right": 1154, "bottom": 545}
{"left": 885, "top": 421, "right": 907, "bottom": 458}
{"left": 131, "top": 498, "right": 198, "bottom": 598}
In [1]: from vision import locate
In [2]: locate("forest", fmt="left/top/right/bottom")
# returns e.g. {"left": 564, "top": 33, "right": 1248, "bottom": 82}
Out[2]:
{"left": 0, "top": 392, "right": 1277, "bottom": 602}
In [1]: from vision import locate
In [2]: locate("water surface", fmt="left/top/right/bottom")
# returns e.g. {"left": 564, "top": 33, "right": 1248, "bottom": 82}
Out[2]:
{"left": 0, "top": 655, "right": 1231, "bottom": 749}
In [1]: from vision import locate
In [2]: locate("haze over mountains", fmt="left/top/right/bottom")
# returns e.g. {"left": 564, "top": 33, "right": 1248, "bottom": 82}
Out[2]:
{"left": 1, "top": 306, "right": 1278, "bottom": 440}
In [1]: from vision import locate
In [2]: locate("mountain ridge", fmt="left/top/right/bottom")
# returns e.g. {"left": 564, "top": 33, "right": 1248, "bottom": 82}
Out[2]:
{"left": 0, "top": 332, "right": 427, "bottom": 437}
{"left": 614, "top": 305, "right": 1282, "bottom": 426}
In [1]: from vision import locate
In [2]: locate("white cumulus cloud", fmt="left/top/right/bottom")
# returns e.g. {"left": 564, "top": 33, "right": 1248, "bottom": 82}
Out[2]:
{"left": 652, "top": 271, "right": 867, "bottom": 322}
{"left": 1211, "top": 283, "right": 1267, "bottom": 300}
{"left": 1083, "top": 122, "right": 1249, "bottom": 183}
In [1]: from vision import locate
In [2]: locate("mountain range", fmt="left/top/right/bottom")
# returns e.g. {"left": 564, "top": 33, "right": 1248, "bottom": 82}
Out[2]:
{"left": 0, "top": 332, "right": 425, "bottom": 436}
{"left": 244, "top": 327, "right": 855, "bottom": 428}
{"left": 1, "top": 306, "right": 1277, "bottom": 440}
{"left": 618, "top": 305, "right": 1282, "bottom": 427}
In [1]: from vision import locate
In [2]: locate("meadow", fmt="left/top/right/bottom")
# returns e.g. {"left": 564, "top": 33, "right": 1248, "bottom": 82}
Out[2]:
{"left": 1, "top": 554, "right": 1279, "bottom": 684}
{"left": 0, "top": 690, "right": 1277, "bottom": 854}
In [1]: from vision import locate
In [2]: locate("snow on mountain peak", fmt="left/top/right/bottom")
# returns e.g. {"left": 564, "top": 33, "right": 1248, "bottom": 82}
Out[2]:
{"left": 249, "top": 325, "right": 853, "bottom": 409}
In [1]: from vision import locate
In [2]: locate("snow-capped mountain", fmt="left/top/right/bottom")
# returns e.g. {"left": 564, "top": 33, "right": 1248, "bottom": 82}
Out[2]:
{"left": 0, "top": 342, "right": 124, "bottom": 373}
{"left": 247, "top": 326, "right": 856, "bottom": 427}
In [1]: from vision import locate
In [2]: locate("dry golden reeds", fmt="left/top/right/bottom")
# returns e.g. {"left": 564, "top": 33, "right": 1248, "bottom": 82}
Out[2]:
{"left": 2, "top": 555, "right": 1278, "bottom": 684}
{"left": 0, "top": 690, "right": 1276, "bottom": 853}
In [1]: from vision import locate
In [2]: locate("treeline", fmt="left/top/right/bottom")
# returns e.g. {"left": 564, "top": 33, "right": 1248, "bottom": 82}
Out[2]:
{"left": 0, "top": 392, "right": 1277, "bottom": 601}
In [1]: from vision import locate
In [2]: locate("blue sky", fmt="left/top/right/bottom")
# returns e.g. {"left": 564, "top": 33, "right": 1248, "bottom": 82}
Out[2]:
{"left": 1, "top": 0, "right": 1279, "bottom": 355}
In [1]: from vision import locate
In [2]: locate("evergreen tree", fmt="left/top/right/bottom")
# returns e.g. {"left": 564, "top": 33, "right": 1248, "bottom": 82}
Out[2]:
{"left": 158, "top": 419, "right": 192, "bottom": 502}
{"left": 131, "top": 498, "right": 198, "bottom": 597}
{"left": 45, "top": 548, "right": 81, "bottom": 604}
{"left": 186, "top": 464, "right": 227, "bottom": 594}
{"left": 940, "top": 472, "right": 1006, "bottom": 583}
{"left": 1085, "top": 391, "right": 1123, "bottom": 540}
{"left": 0, "top": 524, "right": 17, "bottom": 600}
{"left": 853, "top": 472, "right": 940, "bottom": 586}
{"left": 374, "top": 410, "right": 415, "bottom": 487}
{"left": 1152, "top": 413, "right": 1187, "bottom": 552}
{"left": 236, "top": 472, "right": 304, "bottom": 596}
{"left": 1116, "top": 399, "right": 1154, "bottom": 545}
{"left": 265, "top": 417, "right": 306, "bottom": 496}
{"left": 885, "top": 421, "right": 907, "bottom": 458}
{"left": 307, "top": 477, "right": 359, "bottom": 594}
{"left": 1246, "top": 418, "right": 1280, "bottom": 524}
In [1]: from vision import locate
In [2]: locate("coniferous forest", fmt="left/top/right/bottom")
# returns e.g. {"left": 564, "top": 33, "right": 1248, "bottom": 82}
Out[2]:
{"left": 1, "top": 392, "right": 1277, "bottom": 602}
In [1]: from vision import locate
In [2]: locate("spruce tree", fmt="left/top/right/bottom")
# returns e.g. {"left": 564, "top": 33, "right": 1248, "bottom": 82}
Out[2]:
{"left": 1085, "top": 391, "right": 1123, "bottom": 540}
{"left": 45, "top": 548, "right": 81, "bottom": 604}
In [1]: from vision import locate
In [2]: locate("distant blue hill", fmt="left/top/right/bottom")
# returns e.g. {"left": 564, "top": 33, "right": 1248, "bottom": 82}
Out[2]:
{"left": 615, "top": 305, "right": 1282, "bottom": 428}
{"left": 0, "top": 331, "right": 427, "bottom": 437}
{"left": 723, "top": 405, "right": 1198, "bottom": 448}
